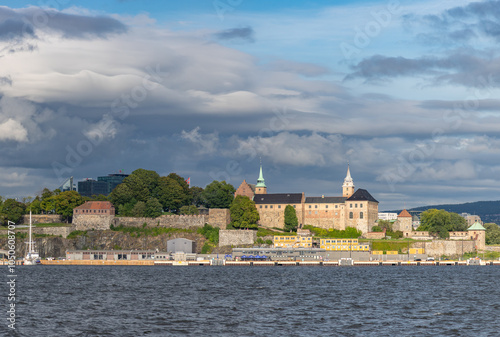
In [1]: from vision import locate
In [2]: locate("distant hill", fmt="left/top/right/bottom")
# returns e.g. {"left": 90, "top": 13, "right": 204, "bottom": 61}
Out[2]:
{"left": 385, "top": 200, "right": 500, "bottom": 224}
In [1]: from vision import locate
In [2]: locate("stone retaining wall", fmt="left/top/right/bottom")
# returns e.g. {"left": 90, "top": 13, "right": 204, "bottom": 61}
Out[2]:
{"left": 72, "top": 208, "right": 231, "bottom": 231}
{"left": 219, "top": 230, "right": 256, "bottom": 247}
{"left": 73, "top": 215, "right": 114, "bottom": 231}
{"left": 15, "top": 226, "right": 73, "bottom": 238}
{"left": 424, "top": 240, "right": 475, "bottom": 257}
{"left": 113, "top": 215, "right": 207, "bottom": 229}
{"left": 22, "top": 214, "right": 63, "bottom": 224}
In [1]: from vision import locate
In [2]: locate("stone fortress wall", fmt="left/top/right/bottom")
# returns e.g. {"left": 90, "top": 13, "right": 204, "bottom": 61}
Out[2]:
{"left": 72, "top": 209, "right": 231, "bottom": 231}
{"left": 22, "top": 214, "right": 63, "bottom": 224}
{"left": 219, "top": 230, "right": 256, "bottom": 247}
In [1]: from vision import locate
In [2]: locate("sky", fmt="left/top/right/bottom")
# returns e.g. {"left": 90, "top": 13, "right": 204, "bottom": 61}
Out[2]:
{"left": 1, "top": 0, "right": 500, "bottom": 210}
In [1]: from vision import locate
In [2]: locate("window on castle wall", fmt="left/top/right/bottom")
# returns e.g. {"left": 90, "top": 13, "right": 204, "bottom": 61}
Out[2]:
{"left": 325, "top": 205, "right": 328, "bottom": 208}
{"left": 309, "top": 205, "right": 311, "bottom": 208}
{"left": 360, "top": 204, "right": 363, "bottom": 208}
{"left": 265, "top": 205, "right": 268, "bottom": 209}
{"left": 349, "top": 212, "right": 353, "bottom": 219}
{"left": 355, "top": 204, "right": 357, "bottom": 208}
{"left": 278, "top": 205, "right": 281, "bottom": 209}
{"left": 315, "top": 205, "right": 318, "bottom": 209}
{"left": 260, "top": 206, "right": 262, "bottom": 208}
{"left": 335, "top": 205, "right": 338, "bottom": 208}
{"left": 270, "top": 205, "right": 273, "bottom": 208}
{"left": 293, "top": 205, "right": 296, "bottom": 208}
{"left": 350, "top": 204, "right": 353, "bottom": 208}
{"left": 309, "top": 211, "right": 311, "bottom": 215}
{"left": 360, "top": 212, "right": 364, "bottom": 219}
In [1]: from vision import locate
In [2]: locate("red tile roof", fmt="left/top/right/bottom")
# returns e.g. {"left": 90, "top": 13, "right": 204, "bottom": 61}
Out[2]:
{"left": 398, "top": 209, "right": 412, "bottom": 218}
{"left": 74, "top": 201, "right": 114, "bottom": 210}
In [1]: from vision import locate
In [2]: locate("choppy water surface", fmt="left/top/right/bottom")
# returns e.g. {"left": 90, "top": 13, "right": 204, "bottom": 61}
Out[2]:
{"left": 3, "top": 266, "right": 500, "bottom": 336}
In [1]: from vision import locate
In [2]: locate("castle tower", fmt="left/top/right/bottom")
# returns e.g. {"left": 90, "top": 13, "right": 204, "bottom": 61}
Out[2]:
{"left": 342, "top": 165, "right": 355, "bottom": 198}
{"left": 255, "top": 165, "right": 267, "bottom": 194}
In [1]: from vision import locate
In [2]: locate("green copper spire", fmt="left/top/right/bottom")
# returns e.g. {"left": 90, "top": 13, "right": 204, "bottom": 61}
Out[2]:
{"left": 256, "top": 165, "right": 266, "bottom": 187}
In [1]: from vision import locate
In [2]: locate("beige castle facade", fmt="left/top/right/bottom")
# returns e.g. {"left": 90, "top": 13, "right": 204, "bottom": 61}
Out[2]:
{"left": 235, "top": 166, "right": 379, "bottom": 233}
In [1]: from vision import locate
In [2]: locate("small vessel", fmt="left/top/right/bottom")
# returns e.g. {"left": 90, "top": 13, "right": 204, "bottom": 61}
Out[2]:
{"left": 23, "top": 211, "right": 40, "bottom": 265}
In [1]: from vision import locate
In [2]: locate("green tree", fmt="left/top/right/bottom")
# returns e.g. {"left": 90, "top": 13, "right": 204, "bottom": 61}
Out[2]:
{"left": 371, "top": 225, "right": 383, "bottom": 232}
{"left": 378, "top": 220, "right": 393, "bottom": 231}
{"left": 417, "top": 209, "right": 467, "bottom": 239}
{"left": 40, "top": 188, "right": 56, "bottom": 214}
{"left": 155, "top": 176, "right": 186, "bottom": 213}
{"left": 202, "top": 180, "right": 235, "bottom": 208}
{"left": 144, "top": 198, "right": 163, "bottom": 218}
{"left": 131, "top": 201, "right": 146, "bottom": 217}
{"left": 29, "top": 196, "right": 42, "bottom": 214}
{"left": 110, "top": 184, "right": 134, "bottom": 210}
{"left": 190, "top": 186, "right": 205, "bottom": 207}
{"left": 485, "top": 223, "right": 500, "bottom": 245}
{"left": 123, "top": 168, "right": 161, "bottom": 203}
{"left": 0, "top": 199, "right": 26, "bottom": 225}
{"left": 284, "top": 205, "right": 298, "bottom": 232}
{"left": 167, "top": 173, "right": 192, "bottom": 205}
{"left": 91, "top": 194, "right": 109, "bottom": 201}
{"left": 229, "top": 195, "right": 259, "bottom": 229}
{"left": 179, "top": 205, "right": 199, "bottom": 215}
{"left": 52, "top": 191, "right": 85, "bottom": 222}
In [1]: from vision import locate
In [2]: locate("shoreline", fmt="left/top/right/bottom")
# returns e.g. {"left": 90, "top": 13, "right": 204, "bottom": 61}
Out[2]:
{"left": 13, "top": 259, "right": 500, "bottom": 266}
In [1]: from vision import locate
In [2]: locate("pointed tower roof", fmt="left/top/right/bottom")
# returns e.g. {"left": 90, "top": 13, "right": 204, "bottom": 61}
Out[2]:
{"left": 398, "top": 209, "right": 412, "bottom": 218}
{"left": 256, "top": 165, "right": 266, "bottom": 188}
{"left": 343, "top": 164, "right": 354, "bottom": 187}
{"left": 468, "top": 221, "right": 486, "bottom": 231}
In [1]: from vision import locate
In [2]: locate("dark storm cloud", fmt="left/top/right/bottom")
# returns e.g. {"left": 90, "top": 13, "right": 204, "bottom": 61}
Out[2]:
{"left": 0, "top": 18, "right": 35, "bottom": 40}
{"left": 346, "top": 52, "right": 500, "bottom": 88}
{"left": 405, "top": 1, "right": 500, "bottom": 43}
{"left": 214, "top": 26, "right": 255, "bottom": 43}
{"left": 0, "top": 7, "right": 127, "bottom": 40}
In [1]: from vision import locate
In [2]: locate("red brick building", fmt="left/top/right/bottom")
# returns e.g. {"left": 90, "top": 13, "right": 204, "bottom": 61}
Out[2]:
{"left": 73, "top": 201, "right": 115, "bottom": 216}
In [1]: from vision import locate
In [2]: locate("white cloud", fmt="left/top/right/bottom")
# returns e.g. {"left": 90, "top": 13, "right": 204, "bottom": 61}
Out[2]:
{"left": 0, "top": 118, "right": 27, "bottom": 142}
{"left": 181, "top": 127, "right": 219, "bottom": 154}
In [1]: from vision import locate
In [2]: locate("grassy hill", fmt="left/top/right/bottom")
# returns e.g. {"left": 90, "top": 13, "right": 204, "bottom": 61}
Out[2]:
{"left": 386, "top": 200, "right": 500, "bottom": 224}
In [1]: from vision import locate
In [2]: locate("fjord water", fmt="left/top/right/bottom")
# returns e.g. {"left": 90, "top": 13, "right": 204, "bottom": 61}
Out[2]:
{"left": 5, "top": 266, "right": 500, "bottom": 336}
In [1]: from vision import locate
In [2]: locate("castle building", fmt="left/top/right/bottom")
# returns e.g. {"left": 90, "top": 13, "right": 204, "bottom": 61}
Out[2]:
{"left": 394, "top": 209, "right": 412, "bottom": 232}
{"left": 235, "top": 165, "right": 379, "bottom": 233}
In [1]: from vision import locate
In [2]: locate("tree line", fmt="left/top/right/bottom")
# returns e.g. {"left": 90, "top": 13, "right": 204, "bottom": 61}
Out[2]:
{"left": 0, "top": 168, "right": 238, "bottom": 225}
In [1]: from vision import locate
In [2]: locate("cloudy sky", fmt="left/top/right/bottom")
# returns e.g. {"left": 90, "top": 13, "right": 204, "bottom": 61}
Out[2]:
{"left": 1, "top": 0, "right": 499, "bottom": 210}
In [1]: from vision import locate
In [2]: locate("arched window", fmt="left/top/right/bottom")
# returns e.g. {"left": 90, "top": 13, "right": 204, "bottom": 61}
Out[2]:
{"left": 360, "top": 212, "right": 364, "bottom": 219}
{"left": 349, "top": 212, "right": 353, "bottom": 219}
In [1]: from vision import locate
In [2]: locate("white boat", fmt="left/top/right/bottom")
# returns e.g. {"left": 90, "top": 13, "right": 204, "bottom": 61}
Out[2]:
{"left": 23, "top": 211, "right": 40, "bottom": 265}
